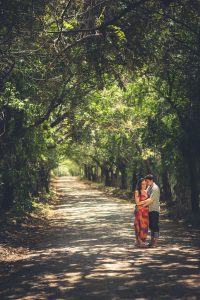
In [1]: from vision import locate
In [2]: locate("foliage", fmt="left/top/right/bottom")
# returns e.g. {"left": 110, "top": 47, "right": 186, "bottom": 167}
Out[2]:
{"left": 53, "top": 160, "right": 81, "bottom": 177}
{"left": 0, "top": 0, "right": 200, "bottom": 213}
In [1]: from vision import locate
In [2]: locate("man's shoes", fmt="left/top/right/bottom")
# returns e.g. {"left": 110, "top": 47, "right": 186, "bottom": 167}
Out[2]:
{"left": 148, "top": 237, "right": 158, "bottom": 248}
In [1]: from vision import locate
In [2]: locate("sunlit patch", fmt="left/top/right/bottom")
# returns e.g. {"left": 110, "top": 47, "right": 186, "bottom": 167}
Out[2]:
{"left": 177, "top": 275, "right": 200, "bottom": 288}
{"left": 1, "top": 177, "right": 200, "bottom": 300}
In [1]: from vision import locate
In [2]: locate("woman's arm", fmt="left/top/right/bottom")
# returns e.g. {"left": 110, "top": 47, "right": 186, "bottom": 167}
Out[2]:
{"left": 141, "top": 191, "right": 149, "bottom": 207}
{"left": 134, "top": 191, "right": 144, "bottom": 206}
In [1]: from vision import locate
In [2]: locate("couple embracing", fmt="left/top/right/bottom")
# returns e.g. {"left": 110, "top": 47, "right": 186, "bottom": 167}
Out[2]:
{"left": 134, "top": 174, "right": 160, "bottom": 248}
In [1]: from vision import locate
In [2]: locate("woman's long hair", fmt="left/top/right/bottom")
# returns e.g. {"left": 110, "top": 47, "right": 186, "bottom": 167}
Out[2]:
{"left": 135, "top": 178, "right": 145, "bottom": 196}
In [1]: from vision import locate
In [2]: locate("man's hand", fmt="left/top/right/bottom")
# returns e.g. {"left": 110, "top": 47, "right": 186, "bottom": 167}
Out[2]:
{"left": 143, "top": 198, "right": 153, "bottom": 206}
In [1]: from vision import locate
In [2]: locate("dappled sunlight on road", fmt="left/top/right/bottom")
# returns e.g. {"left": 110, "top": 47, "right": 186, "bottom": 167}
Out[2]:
{"left": 0, "top": 177, "right": 199, "bottom": 300}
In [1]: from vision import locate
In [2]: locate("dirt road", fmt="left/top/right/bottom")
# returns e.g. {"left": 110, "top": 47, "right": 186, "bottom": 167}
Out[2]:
{"left": 0, "top": 177, "right": 199, "bottom": 300}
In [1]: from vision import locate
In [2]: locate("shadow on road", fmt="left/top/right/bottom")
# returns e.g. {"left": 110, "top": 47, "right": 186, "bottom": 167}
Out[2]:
{"left": 0, "top": 177, "right": 199, "bottom": 300}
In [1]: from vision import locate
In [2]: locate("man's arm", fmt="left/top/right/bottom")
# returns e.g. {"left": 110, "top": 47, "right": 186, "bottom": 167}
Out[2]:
{"left": 136, "top": 197, "right": 149, "bottom": 206}
{"left": 143, "top": 197, "right": 153, "bottom": 206}
{"left": 143, "top": 187, "right": 160, "bottom": 206}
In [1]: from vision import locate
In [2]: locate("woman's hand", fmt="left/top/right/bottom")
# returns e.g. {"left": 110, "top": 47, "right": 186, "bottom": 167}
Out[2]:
{"left": 137, "top": 198, "right": 149, "bottom": 207}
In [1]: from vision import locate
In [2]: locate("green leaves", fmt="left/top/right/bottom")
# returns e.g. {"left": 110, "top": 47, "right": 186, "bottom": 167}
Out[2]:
{"left": 108, "top": 25, "right": 127, "bottom": 45}
{"left": 1, "top": 0, "right": 200, "bottom": 211}
{"left": 0, "top": 83, "right": 22, "bottom": 110}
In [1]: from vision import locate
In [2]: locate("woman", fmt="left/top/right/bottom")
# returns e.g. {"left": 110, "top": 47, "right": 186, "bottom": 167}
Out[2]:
{"left": 134, "top": 178, "right": 149, "bottom": 247}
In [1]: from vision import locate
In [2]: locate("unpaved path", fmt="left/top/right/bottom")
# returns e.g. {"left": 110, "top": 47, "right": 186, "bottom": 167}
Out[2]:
{"left": 0, "top": 177, "right": 200, "bottom": 300}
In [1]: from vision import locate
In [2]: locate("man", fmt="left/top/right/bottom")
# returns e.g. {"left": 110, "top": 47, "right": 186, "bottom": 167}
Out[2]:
{"left": 143, "top": 174, "right": 160, "bottom": 247}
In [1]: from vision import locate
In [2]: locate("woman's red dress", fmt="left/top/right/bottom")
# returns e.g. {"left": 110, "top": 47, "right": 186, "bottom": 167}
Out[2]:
{"left": 134, "top": 193, "right": 149, "bottom": 242}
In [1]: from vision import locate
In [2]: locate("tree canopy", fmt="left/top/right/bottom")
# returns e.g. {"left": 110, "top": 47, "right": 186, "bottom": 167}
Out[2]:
{"left": 0, "top": 0, "right": 200, "bottom": 213}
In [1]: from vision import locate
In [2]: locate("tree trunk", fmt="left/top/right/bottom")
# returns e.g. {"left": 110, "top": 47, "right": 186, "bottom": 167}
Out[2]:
{"left": 131, "top": 171, "right": 138, "bottom": 193}
{"left": 87, "top": 166, "right": 92, "bottom": 181}
{"left": 103, "top": 166, "right": 111, "bottom": 186}
{"left": 110, "top": 167, "right": 116, "bottom": 187}
{"left": 44, "top": 172, "right": 50, "bottom": 193}
{"left": 120, "top": 163, "right": 127, "bottom": 189}
{"left": 187, "top": 155, "right": 199, "bottom": 212}
{"left": 84, "top": 165, "right": 88, "bottom": 179}
{"left": 91, "top": 167, "right": 96, "bottom": 182}
{"left": 100, "top": 166, "right": 104, "bottom": 183}
{"left": 161, "top": 169, "right": 173, "bottom": 206}
{"left": 1, "top": 178, "right": 14, "bottom": 210}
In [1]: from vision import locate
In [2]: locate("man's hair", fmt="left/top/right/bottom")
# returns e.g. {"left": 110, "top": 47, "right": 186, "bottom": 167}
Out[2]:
{"left": 145, "top": 174, "right": 154, "bottom": 181}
